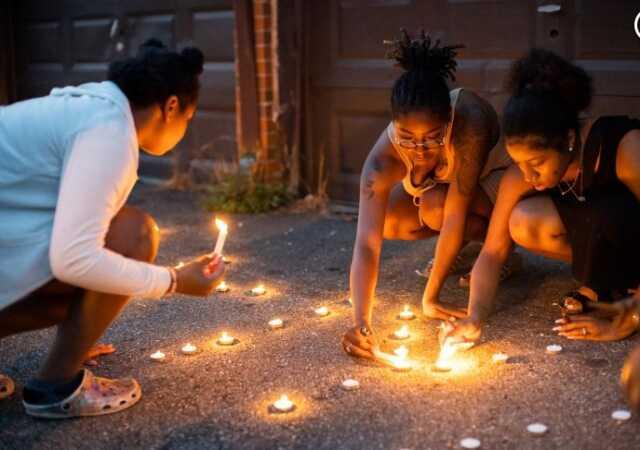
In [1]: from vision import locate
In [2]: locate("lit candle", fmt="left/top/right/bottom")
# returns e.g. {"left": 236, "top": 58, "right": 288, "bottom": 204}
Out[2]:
{"left": 217, "top": 331, "right": 237, "bottom": 346}
{"left": 397, "top": 305, "right": 415, "bottom": 320}
{"left": 250, "top": 285, "right": 266, "bottom": 296}
{"left": 341, "top": 379, "right": 360, "bottom": 391}
{"left": 546, "top": 344, "right": 563, "bottom": 354}
{"left": 433, "top": 338, "right": 457, "bottom": 372}
{"left": 150, "top": 350, "right": 166, "bottom": 362}
{"left": 213, "top": 218, "right": 228, "bottom": 256}
{"left": 270, "top": 394, "right": 295, "bottom": 413}
{"left": 492, "top": 352, "right": 509, "bottom": 363}
{"left": 216, "top": 281, "right": 230, "bottom": 293}
{"left": 314, "top": 306, "right": 330, "bottom": 317}
{"left": 392, "top": 325, "right": 410, "bottom": 340}
{"left": 181, "top": 343, "right": 197, "bottom": 355}
{"left": 268, "top": 318, "right": 284, "bottom": 329}
{"left": 391, "top": 345, "right": 412, "bottom": 371}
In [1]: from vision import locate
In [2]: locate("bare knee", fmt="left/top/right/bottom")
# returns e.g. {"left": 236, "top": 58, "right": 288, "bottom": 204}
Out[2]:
{"left": 509, "top": 202, "right": 541, "bottom": 248}
{"left": 106, "top": 206, "right": 160, "bottom": 263}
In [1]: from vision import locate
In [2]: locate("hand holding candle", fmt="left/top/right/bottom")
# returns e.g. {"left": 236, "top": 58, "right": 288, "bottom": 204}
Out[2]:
{"left": 172, "top": 254, "right": 225, "bottom": 296}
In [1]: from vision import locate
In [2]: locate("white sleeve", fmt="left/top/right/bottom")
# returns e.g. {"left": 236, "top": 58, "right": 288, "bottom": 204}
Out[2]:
{"left": 49, "top": 122, "right": 171, "bottom": 298}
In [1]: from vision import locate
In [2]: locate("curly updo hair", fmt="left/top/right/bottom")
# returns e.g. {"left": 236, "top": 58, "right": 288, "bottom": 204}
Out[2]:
{"left": 107, "top": 38, "right": 204, "bottom": 110}
{"left": 385, "top": 29, "right": 464, "bottom": 121}
{"left": 503, "top": 48, "right": 593, "bottom": 151}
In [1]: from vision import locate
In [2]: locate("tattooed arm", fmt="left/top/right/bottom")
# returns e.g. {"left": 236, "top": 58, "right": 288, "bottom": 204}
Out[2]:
{"left": 350, "top": 130, "right": 405, "bottom": 328}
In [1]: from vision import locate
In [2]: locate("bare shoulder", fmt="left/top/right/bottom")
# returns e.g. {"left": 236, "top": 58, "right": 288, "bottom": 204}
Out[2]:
{"left": 457, "top": 90, "right": 499, "bottom": 129}
{"left": 616, "top": 129, "right": 640, "bottom": 181}
{"left": 496, "top": 164, "right": 532, "bottom": 204}
{"left": 359, "top": 127, "right": 405, "bottom": 200}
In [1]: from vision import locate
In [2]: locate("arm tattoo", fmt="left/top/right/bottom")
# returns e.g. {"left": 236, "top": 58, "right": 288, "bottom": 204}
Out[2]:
{"left": 363, "top": 177, "right": 375, "bottom": 200}
{"left": 361, "top": 156, "right": 386, "bottom": 200}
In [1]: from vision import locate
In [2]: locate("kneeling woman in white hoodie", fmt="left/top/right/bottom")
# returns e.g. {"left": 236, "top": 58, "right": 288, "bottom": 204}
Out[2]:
{"left": 0, "top": 39, "right": 224, "bottom": 418}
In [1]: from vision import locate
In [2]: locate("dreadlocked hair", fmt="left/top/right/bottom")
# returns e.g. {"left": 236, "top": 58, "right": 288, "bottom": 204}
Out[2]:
{"left": 503, "top": 48, "right": 593, "bottom": 152}
{"left": 385, "top": 29, "right": 464, "bottom": 121}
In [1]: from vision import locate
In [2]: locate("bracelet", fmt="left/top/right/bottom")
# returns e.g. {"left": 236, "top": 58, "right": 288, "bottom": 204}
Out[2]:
{"left": 165, "top": 267, "right": 178, "bottom": 296}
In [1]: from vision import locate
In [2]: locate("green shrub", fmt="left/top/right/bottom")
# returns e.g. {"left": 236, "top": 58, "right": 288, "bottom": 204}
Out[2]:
{"left": 203, "top": 172, "right": 292, "bottom": 213}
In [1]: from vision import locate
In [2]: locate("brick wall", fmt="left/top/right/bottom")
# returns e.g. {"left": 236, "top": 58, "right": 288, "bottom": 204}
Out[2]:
{"left": 251, "top": 0, "right": 284, "bottom": 182}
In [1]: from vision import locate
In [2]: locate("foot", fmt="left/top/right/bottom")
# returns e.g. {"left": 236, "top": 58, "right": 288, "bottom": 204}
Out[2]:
{"left": 84, "top": 343, "right": 116, "bottom": 366}
{"left": 0, "top": 374, "right": 15, "bottom": 400}
{"left": 458, "top": 251, "right": 523, "bottom": 288}
{"left": 416, "top": 243, "right": 482, "bottom": 279}
{"left": 23, "top": 369, "right": 141, "bottom": 419}
{"left": 560, "top": 287, "right": 599, "bottom": 315}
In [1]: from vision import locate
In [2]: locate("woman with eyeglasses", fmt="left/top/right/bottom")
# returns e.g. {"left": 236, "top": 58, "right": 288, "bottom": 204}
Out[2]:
{"left": 445, "top": 49, "right": 640, "bottom": 345}
{"left": 341, "top": 30, "right": 515, "bottom": 360}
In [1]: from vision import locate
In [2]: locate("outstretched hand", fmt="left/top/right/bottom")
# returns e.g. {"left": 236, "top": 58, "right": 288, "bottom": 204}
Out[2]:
{"left": 423, "top": 300, "right": 467, "bottom": 322}
{"left": 553, "top": 297, "right": 640, "bottom": 341}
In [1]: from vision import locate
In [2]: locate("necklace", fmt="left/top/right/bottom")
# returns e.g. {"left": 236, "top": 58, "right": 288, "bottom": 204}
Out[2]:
{"left": 559, "top": 142, "right": 586, "bottom": 202}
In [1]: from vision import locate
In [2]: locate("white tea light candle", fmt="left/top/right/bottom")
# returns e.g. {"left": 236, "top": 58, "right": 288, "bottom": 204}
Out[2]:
{"left": 392, "top": 325, "right": 410, "bottom": 340}
{"left": 250, "top": 285, "right": 266, "bottom": 296}
{"left": 217, "top": 332, "right": 237, "bottom": 346}
{"left": 527, "top": 423, "right": 548, "bottom": 435}
{"left": 460, "top": 438, "right": 481, "bottom": 449}
{"left": 612, "top": 409, "right": 632, "bottom": 421}
{"left": 270, "top": 394, "right": 295, "bottom": 413}
{"left": 546, "top": 344, "right": 563, "bottom": 354}
{"left": 314, "top": 306, "right": 330, "bottom": 317}
{"left": 150, "top": 350, "right": 166, "bottom": 362}
{"left": 341, "top": 379, "right": 360, "bottom": 391}
{"left": 216, "top": 281, "right": 230, "bottom": 293}
{"left": 268, "top": 318, "right": 284, "bottom": 329}
{"left": 492, "top": 352, "right": 509, "bottom": 363}
{"left": 397, "top": 305, "right": 415, "bottom": 320}
{"left": 181, "top": 343, "right": 197, "bottom": 355}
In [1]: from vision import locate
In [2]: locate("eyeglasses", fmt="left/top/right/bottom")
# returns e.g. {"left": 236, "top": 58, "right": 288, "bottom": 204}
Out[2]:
{"left": 392, "top": 125, "right": 447, "bottom": 151}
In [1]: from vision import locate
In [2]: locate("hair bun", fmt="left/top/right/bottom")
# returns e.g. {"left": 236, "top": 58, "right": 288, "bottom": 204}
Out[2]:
{"left": 506, "top": 48, "right": 592, "bottom": 113}
{"left": 180, "top": 47, "right": 204, "bottom": 75}
{"left": 136, "top": 38, "right": 168, "bottom": 58}
{"left": 385, "top": 29, "right": 463, "bottom": 81}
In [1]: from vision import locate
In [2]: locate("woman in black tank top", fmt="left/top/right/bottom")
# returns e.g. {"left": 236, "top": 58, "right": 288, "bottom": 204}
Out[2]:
{"left": 444, "top": 48, "right": 640, "bottom": 412}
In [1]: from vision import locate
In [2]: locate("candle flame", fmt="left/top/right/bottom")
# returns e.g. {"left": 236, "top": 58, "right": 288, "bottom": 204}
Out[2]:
{"left": 252, "top": 284, "right": 266, "bottom": 294}
{"left": 394, "top": 325, "right": 410, "bottom": 339}
{"left": 394, "top": 345, "right": 409, "bottom": 359}
{"left": 273, "top": 394, "right": 294, "bottom": 411}
{"left": 215, "top": 218, "right": 228, "bottom": 232}
{"left": 399, "top": 305, "right": 415, "bottom": 319}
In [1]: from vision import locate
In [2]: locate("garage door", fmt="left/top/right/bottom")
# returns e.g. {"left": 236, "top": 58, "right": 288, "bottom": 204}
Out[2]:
{"left": 308, "top": 0, "right": 640, "bottom": 203}
{"left": 12, "top": 0, "right": 236, "bottom": 181}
